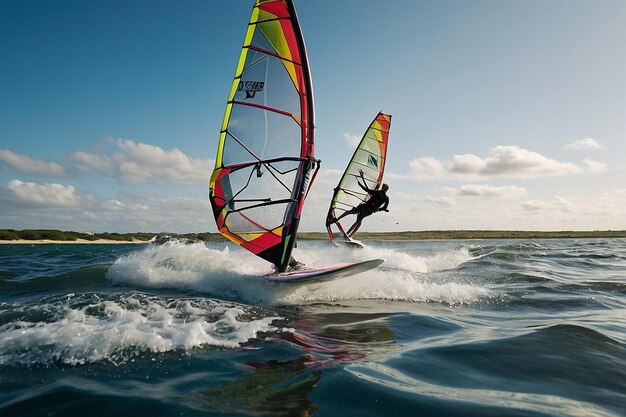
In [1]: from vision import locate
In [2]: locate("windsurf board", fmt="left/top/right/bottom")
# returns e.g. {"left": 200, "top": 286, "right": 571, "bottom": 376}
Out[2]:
{"left": 265, "top": 258, "right": 384, "bottom": 283}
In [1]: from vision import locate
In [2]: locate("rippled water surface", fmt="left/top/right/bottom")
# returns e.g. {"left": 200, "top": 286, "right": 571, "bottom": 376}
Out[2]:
{"left": 1, "top": 239, "right": 625, "bottom": 416}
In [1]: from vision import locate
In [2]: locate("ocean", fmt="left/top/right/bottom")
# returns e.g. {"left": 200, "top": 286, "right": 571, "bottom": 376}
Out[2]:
{"left": 1, "top": 238, "right": 625, "bottom": 416}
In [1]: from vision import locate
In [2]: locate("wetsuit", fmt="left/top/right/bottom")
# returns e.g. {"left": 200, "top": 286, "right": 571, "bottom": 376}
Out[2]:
{"left": 355, "top": 182, "right": 389, "bottom": 218}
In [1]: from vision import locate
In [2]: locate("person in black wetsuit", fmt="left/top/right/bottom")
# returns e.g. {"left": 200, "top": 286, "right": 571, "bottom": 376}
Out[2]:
{"left": 329, "top": 169, "right": 389, "bottom": 238}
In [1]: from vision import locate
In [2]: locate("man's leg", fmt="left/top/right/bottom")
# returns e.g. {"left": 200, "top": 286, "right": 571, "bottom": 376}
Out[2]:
{"left": 347, "top": 217, "right": 363, "bottom": 237}
{"left": 329, "top": 206, "right": 360, "bottom": 225}
{"left": 288, "top": 256, "right": 306, "bottom": 271}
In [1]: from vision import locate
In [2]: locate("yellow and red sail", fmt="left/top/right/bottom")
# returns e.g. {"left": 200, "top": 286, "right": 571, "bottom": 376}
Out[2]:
{"left": 209, "top": 0, "right": 316, "bottom": 272}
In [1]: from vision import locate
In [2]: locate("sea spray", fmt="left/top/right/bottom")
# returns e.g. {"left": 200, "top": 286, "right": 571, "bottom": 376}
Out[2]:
{"left": 105, "top": 240, "right": 490, "bottom": 305}
{"left": 0, "top": 293, "right": 283, "bottom": 366}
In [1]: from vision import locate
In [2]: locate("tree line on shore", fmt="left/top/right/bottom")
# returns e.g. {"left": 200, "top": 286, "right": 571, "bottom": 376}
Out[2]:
{"left": 1, "top": 228, "right": 626, "bottom": 242}
{"left": 0, "top": 229, "right": 218, "bottom": 242}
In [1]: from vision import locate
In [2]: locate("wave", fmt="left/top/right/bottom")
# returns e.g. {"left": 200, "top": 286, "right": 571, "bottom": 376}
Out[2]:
{"left": 0, "top": 264, "right": 110, "bottom": 295}
{"left": 0, "top": 293, "right": 283, "bottom": 367}
{"left": 348, "top": 361, "right": 620, "bottom": 417}
{"left": 105, "top": 241, "right": 491, "bottom": 306}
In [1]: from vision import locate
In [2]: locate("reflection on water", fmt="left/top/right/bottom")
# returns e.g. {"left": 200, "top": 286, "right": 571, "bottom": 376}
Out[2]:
{"left": 291, "top": 310, "right": 396, "bottom": 360}
{"left": 192, "top": 356, "right": 320, "bottom": 417}
{"left": 191, "top": 311, "right": 397, "bottom": 416}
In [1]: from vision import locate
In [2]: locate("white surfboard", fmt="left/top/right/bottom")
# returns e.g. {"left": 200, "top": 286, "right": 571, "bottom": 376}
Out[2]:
{"left": 265, "top": 258, "right": 384, "bottom": 283}
{"left": 330, "top": 237, "right": 364, "bottom": 249}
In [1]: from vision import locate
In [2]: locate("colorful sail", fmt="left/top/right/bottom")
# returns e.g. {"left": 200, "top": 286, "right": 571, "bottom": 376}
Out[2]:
{"left": 209, "top": 0, "right": 318, "bottom": 272}
{"left": 325, "top": 112, "right": 391, "bottom": 241}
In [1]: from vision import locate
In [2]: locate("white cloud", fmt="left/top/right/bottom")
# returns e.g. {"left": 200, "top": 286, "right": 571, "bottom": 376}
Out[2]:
{"left": 450, "top": 153, "right": 486, "bottom": 174}
{"left": 72, "top": 151, "right": 115, "bottom": 175}
{"left": 391, "top": 145, "right": 583, "bottom": 181}
{"left": 386, "top": 156, "right": 448, "bottom": 181}
{"left": 521, "top": 200, "right": 548, "bottom": 211}
{"left": 480, "top": 146, "right": 580, "bottom": 177}
{"left": 456, "top": 184, "right": 527, "bottom": 198}
{"left": 0, "top": 179, "right": 210, "bottom": 233}
{"left": 521, "top": 193, "right": 625, "bottom": 218}
{"left": 564, "top": 138, "right": 604, "bottom": 151}
{"left": 521, "top": 196, "right": 577, "bottom": 214}
{"left": 422, "top": 195, "right": 457, "bottom": 207}
{"left": 308, "top": 185, "right": 626, "bottom": 232}
{"left": 342, "top": 133, "right": 360, "bottom": 148}
{"left": 5, "top": 179, "right": 79, "bottom": 207}
{"left": 71, "top": 139, "right": 214, "bottom": 185}
{"left": 0, "top": 149, "right": 65, "bottom": 177}
{"left": 2, "top": 175, "right": 625, "bottom": 233}
{"left": 582, "top": 159, "right": 608, "bottom": 174}
{"left": 88, "top": 193, "right": 209, "bottom": 232}
{"left": 553, "top": 196, "right": 576, "bottom": 213}
{"left": 312, "top": 168, "right": 343, "bottom": 188}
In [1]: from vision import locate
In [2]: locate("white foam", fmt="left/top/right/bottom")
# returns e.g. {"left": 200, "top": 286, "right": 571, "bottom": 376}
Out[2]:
{"left": 281, "top": 268, "right": 491, "bottom": 305}
{"left": 107, "top": 242, "right": 279, "bottom": 302}
{"left": 105, "top": 240, "right": 490, "bottom": 305}
{"left": 361, "top": 245, "right": 473, "bottom": 272}
{"left": 0, "top": 295, "right": 281, "bottom": 366}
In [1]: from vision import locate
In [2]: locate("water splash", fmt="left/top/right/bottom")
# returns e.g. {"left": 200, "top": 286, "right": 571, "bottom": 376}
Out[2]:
{"left": 0, "top": 293, "right": 282, "bottom": 366}
{"left": 106, "top": 241, "right": 491, "bottom": 305}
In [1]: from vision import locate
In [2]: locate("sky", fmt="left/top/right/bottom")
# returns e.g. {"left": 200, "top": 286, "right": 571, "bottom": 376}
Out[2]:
{"left": 1, "top": 0, "right": 625, "bottom": 233}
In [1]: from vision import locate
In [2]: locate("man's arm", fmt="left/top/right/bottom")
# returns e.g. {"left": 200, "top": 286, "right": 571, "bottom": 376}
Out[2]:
{"left": 357, "top": 169, "right": 373, "bottom": 193}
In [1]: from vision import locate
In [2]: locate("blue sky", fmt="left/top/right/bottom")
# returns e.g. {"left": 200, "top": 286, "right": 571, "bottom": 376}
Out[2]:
{"left": 1, "top": 0, "right": 625, "bottom": 233}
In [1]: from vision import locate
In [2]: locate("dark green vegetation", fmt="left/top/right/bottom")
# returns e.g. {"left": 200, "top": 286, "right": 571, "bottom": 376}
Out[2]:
{"left": 0, "top": 229, "right": 219, "bottom": 242}
{"left": 1, "top": 229, "right": 626, "bottom": 242}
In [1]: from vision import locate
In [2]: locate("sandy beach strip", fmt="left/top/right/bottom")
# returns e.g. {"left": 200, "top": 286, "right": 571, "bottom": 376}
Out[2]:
{"left": 0, "top": 239, "right": 149, "bottom": 244}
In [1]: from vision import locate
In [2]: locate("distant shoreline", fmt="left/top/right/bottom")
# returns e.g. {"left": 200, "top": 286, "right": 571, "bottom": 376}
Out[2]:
{"left": 0, "top": 239, "right": 147, "bottom": 245}
{"left": 1, "top": 229, "right": 625, "bottom": 244}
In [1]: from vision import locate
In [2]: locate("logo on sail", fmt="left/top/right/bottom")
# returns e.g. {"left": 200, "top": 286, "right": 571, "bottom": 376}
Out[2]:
{"left": 238, "top": 81, "right": 264, "bottom": 99}
{"left": 367, "top": 155, "right": 379, "bottom": 169}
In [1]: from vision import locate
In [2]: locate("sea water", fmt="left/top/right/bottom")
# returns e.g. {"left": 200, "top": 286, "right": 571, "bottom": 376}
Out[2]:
{"left": 1, "top": 239, "right": 625, "bottom": 416}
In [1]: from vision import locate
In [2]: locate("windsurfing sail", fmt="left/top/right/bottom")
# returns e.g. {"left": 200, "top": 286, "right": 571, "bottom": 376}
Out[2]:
{"left": 325, "top": 112, "right": 391, "bottom": 242}
{"left": 209, "top": 0, "right": 318, "bottom": 273}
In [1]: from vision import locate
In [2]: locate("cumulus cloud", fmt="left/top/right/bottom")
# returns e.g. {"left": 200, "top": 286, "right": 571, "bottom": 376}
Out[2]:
{"left": 0, "top": 179, "right": 210, "bottom": 233}
{"left": 582, "top": 159, "right": 608, "bottom": 174}
{"left": 313, "top": 168, "right": 343, "bottom": 187}
{"left": 71, "top": 139, "right": 214, "bottom": 185}
{"left": 514, "top": 191, "right": 626, "bottom": 231}
{"left": 0, "top": 149, "right": 65, "bottom": 177}
{"left": 390, "top": 145, "right": 583, "bottom": 181}
{"left": 520, "top": 200, "right": 548, "bottom": 211}
{"left": 343, "top": 133, "right": 360, "bottom": 148}
{"left": 386, "top": 157, "right": 447, "bottom": 181}
{"left": 394, "top": 191, "right": 457, "bottom": 207}
{"left": 522, "top": 196, "right": 587, "bottom": 214}
{"left": 5, "top": 179, "right": 79, "bottom": 207}
{"left": 72, "top": 151, "right": 115, "bottom": 175}
{"left": 456, "top": 184, "right": 527, "bottom": 198}
{"left": 422, "top": 195, "right": 457, "bottom": 207}
{"left": 564, "top": 138, "right": 604, "bottom": 151}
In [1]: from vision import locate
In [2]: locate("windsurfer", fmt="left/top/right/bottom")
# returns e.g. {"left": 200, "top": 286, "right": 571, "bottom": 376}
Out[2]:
{"left": 328, "top": 169, "right": 389, "bottom": 237}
